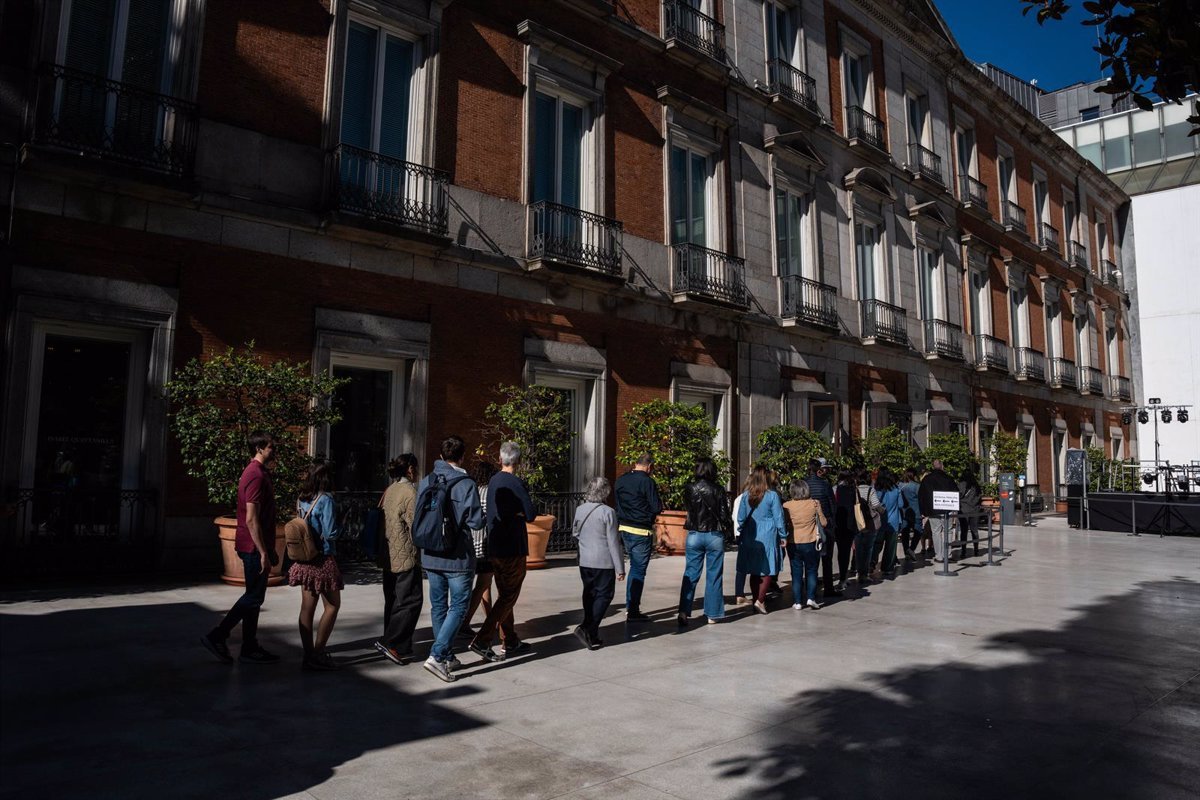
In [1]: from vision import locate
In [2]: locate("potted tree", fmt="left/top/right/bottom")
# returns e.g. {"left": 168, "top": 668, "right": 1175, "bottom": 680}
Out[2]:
{"left": 479, "top": 384, "right": 572, "bottom": 569}
{"left": 618, "top": 399, "right": 730, "bottom": 555}
{"left": 165, "top": 344, "right": 345, "bottom": 586}
{"left": 990, "top": 431, "right": 1030, "bottom": 510}
{"left": 755, "top": 425, "right": 833, "bottom": 486}
{"left": 923, "top": 433, "right": 973, "bottom": 481}
{"left": 858, "top": 424, "right": 920, "bottom": 477}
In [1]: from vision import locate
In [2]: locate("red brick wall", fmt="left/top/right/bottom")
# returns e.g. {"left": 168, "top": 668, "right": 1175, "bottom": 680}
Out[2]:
{"left": 197, "top": 0, "right": 331, "bottom": 146}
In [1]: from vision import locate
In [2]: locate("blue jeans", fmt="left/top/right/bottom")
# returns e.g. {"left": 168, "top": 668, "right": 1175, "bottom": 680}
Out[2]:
{"left": 788, "top": 542, "right": 819, "bottom": 604}
{"left": 426, "top": 569, "right": 471, "bottom": 662}
{"left": 214, "top": 551, "right": 270, "bottom": 653}
{"left": 678, "top": 531, "right": 725, "bottom": 619}
{"left": 854, "top": 531, "right": 877, "bottom": 580}
{"left": 621, "top": 532, "right": 654, "bottom": 612}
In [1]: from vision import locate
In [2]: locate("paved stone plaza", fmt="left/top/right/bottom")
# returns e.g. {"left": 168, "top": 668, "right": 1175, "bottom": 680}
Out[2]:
{"left": 2, "top": 517, "right": 1198, "bottom": 800}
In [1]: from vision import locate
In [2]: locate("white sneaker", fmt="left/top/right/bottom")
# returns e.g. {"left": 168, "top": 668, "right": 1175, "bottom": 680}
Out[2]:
{"left": 806, "top": 599, "right": 822, "bottom": 610}
{"left": 792, "top": 603, "right": 804, "bottom": 610}
{"left": 423, "top": 656, "right": 456, "bottom": 683}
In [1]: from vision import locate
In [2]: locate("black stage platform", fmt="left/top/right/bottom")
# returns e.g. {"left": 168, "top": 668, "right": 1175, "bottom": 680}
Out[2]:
{"left": 1080, "top": 491, "right": 1200, "bottom": 536}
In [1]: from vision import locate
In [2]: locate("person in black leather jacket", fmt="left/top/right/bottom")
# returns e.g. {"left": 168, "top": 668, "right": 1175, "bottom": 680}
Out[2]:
{"left": 677, "top": 458, "right": 731, "bottom": 626}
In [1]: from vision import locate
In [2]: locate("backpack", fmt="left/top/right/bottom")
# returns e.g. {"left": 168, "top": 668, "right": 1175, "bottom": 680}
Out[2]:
{"left": 411, "top": 473, "right": 470, "bottom": 553}
{"left": 285, "top": 495, "right": 324, "bottom": 563}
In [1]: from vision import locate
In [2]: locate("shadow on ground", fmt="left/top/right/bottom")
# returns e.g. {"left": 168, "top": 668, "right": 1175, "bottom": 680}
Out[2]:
{"left": 711, "top": 578, "right": 1200, "bottom": 800}
{"left": 0, "top": 601, "right": 486, "bottom": 800}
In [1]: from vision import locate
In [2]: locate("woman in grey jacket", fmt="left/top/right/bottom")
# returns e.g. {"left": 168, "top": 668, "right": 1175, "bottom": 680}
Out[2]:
{"left": 572, "top": 477, "right": 625, "bottom": 650}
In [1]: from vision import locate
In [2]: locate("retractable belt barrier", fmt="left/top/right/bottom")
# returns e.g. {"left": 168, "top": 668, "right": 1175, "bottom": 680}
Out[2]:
{"left": 934, "top": 509, "right": 1008, "bottom": 578}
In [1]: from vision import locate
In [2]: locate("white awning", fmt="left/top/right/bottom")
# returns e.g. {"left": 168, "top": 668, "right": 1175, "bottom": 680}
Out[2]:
{"left": 929, "top": 398, "right": 955, "bottom": 414}
{"left": 866, "top": 389, "right": 898, "bottom": 404}
{"left": 787, "top": 377, "right": 829, "bottom": 395}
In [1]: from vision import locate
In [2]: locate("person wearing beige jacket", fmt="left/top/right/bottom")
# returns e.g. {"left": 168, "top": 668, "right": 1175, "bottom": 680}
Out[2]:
{"left": 782, "top": 481, "right": 828, "bottom": 610}
{"left": 374, "top": 453, "right": 421, "bottom": 665}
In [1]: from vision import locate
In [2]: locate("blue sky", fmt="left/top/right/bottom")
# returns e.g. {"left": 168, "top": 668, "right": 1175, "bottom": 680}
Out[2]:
{"left": 935, "top": 1, "right": 1106, "bottom": 90}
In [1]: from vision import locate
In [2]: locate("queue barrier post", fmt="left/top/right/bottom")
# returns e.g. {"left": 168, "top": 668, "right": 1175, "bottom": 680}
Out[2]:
{"left": 935, "top": 512, "right": 956, "bottom": 577}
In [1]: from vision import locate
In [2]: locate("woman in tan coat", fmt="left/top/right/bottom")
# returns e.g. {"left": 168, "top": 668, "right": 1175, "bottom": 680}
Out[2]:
{"left": 782, "top": 480, "right": 828, "bottom": 610}
{"left": 374, "top": 453, "right": 420, "bottom": 665}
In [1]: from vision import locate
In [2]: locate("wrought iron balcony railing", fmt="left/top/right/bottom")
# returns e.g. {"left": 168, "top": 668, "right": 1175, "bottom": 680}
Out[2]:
{"left": 1069, "top": 240, "right": 1089, "bottom": 271}
{"left": 529, "top": 201, "right": 623, "bottom": 276}
{"left": 1109, "top": 374, "right": 1132, "bottom": 402}
{"left": 34, "top": 63, "right": 198, "bottom": 176}
{"left": 333, "top": 144, "right": 449, "bottom": 236}
{"left": 959, "top": 174, "right": 989, "bottom": 210}
{"left": 1049, "top": 357, "right": 1077, "bottom": 389}
{"left": 907, "top": 143, "right": 943, "bottom": 184}
{"left": 781, "top": 275, "right": 838, "bottom": 328}
{"left": 1013, "top": 346, "right": 1046, "bottom": 381}
{"left": 1038, "top": 222, "right": 1060, "bottom": 251}
{"left": 846, "top": 106, "right": 886, "bottom": 151}
{"left": 1002, "top": 200, "right": 1027, "bottom": 233}
{"left": 1080, "top": 365, "right": 1104, "bottom": 395}
{"left": 672, "top": 243, "right": 748, "bottom": 307}
{"left": 767, "top": 59, "right": 819, "bottom": 115}
{"left": 923, "top": 319, "right": 964, "bottom": 360}
{"left": 861, "top": 299, "right": 908, "bottom": 346}
{"left": 1102, "top": 258, "right": 1118, "bottom": 285}
{"left": 663, "top": 0, "right": 726, "bottom": 62}
{"left": 973, "top": 333, "right": 1010, "bottom": 371}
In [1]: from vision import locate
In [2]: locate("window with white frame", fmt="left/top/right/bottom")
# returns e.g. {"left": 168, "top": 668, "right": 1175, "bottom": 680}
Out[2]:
{"left": 841, "top": 29, "right": 873, "bottom": 116}
{"left": 1106, "top": 317, "right": 1120, "bottom": 375}
{"left": 968, "top": 250, "right": 992, "bottom": 335}
{"left": 1063, "top": 195, "right": 1078, "bottom": 243}
{"left": 526, "top": 339, "right": 607, "bottom": 495}
{"left": 906, "top": 90, "right": 931, "bottom": 150}
{"left": 1009, "top": 281, "right": 1030, "bottom": 349}
{"left": 916, "top": 243, "right": 943, "bottom": 321}
{"left": 996, "top": 144, "right": 1017, "bottom": 206}
{"left": 774, "top": 181, "right": 813, "bottom": 279}
{"left": 532, "top": 88, "right": 592, "bottom": 210}
{"left": 1075, "top": 300, "right": 1092, "bottom": 370}
{"left": 978, "top": 422, "right": 996, "bottom": 483}
{"left": 1095, "top": 213, "right": 1109, "bottom": 263}
{"left": 1044, "top": 293, "right": 1062, "bottom": 360}
{"left": 765, "top": 1, "right": 804, "bottom": 72}
{"left": 854, "top": 217, "right": 885, "bottom": 301}
{"left": 669, "top": 136, "right": 719, "bottom": 249}
{"left": 954, "top": 121, "right": 977, "bottom": 180}
{"left": 341, "top": 18, "right": 426, "bottom": 163}
{"left": 673, "top": 365, "right": 732, "bottom": 463}
{"left": 1033, "top": 169, "right": 1050, "bottom": 229}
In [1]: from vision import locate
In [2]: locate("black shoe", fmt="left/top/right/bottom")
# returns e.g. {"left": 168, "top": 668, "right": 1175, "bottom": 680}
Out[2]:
{"left": 469, "top": 642, "right": 505, "bottom": 663}
{"left": 503, "top": 641, "right": 532, "bottom": 657}
{"left": 588, "top": 637, "right": 604, "bottom": 650}
{"left": 374, "top": 641, "right": 409, "bottom": 666}
{"left": 201, "top": 632, "right": 233, "bottom": 664}
{"left": 826, "top": 587, "right": 844, "bottom": 597}
{"left": 626, "top": 611, "right": 651, "bottom": 622}
{"left": 303, "top": 652, "right": 340, "bottom": 671}
{"left": 239, "top": 647, "right": 281, "bottom": 665}
{"left": 573, "top": 626, "right": 591, "bottom": 649}
{"left": 677, "top": 613, "right": 689, "bottom": 628}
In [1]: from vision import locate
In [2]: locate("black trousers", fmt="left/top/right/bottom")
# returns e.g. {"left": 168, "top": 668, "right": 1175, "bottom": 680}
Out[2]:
{"left": 381, "top": 567, "right": 423, "bottom": 655}
{"left": 579, "top": 566, "right": 615, "bottom": 639}
{"left": 835, "top": 527, "right": 856, "bottom": 582}
{"left": 215, "top": 551, "right": 269, "bottom": 653}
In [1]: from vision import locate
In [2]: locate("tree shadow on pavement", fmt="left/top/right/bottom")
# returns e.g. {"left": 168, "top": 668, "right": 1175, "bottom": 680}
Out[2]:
{"left": 710, "top": 578, "right": 1200, "bottom": 800}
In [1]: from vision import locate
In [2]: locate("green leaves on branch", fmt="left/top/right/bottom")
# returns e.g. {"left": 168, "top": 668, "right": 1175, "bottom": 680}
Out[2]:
{"left": 990, "top": 431, "right": 1030, "bottom": 476}
{"left": 1084, "top": 445, "right": 1140, "bottom": 492}
{"left": 618, "top": 399, "right": 730, "bottom": 511}
{"left": 754, "top": 425, "right": 833, "bottom": 486}
{"left": 164, "top": 343, "right": 347, "bottom": 511}
{"left": 859, "top": 425, "right": 920, "bottom": 477}
{"left": 924, "top": 433, "right": 974, "bottom": 480}
{"left": 479, "top": 384, "right": 573, "bottom": 496}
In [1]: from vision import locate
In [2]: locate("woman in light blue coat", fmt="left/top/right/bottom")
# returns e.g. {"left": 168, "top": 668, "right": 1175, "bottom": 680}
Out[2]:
{"left": 736, "top": 464, "right": 787, "bottom": 615}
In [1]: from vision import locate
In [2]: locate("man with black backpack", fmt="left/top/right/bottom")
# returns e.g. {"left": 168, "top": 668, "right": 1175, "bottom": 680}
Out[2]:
{"left": 414, "top": 435, "right": 483, "bottom": 682}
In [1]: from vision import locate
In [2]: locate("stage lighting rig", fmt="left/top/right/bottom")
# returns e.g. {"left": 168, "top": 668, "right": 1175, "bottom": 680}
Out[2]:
{"left": 1138, "top": 409, "right": 1150, "bottom": 424}
{"left": 1180, "top": 409, "right": 1189, "bottom": 424}
{"left": 1162, "top": 409, "right": 1173, "bottom": 424}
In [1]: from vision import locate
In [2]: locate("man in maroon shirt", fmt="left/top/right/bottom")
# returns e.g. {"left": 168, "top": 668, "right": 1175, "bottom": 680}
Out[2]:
{"left": 201, "top": 431, "right": 281, "bottom": 664}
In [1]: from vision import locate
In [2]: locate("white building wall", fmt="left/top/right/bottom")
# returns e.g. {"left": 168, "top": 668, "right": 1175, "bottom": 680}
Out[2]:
{"left": 1131, "top": 183, "right": 1200, "bottom": 465}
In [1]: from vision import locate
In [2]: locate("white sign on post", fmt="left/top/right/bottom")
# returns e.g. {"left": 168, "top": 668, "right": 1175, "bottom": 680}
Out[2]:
{"left": 932, "top": 491, "right": 960, "bottom": 513}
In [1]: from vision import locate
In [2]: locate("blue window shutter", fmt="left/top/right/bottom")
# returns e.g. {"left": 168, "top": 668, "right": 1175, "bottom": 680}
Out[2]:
{"left": 378, "top": 35, "right": 413, "bottom": 160}
{"left": 341, "top": 23, "right": 376, "bottom": 149}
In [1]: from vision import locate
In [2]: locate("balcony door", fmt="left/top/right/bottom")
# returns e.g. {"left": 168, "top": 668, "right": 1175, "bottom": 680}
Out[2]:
{"left": 969, "top": 266, "right": 991, "bottom": 335}
{"left": 917, "top": 246, "right": 941, "bottom": 321}
{"left": 1009, "top": 285, "right": 1029, "bottom": 349}
{"left": 670, "top": 144, "right": 716, "bottom": 248}
{"left": 774, "top": 187, "right": 812, "bottom": 279}
{"left": 340, "top": 20, "right": 421, "bottom": 207}
{"left": 906, "top": 92, "right": 929, "bottom": 150}
{"left": 55, "top": 0, "right": 177, "bottom": 154}
{"left": 855, "top": 220, "right": 884, "bottom": 301}
{"left": 1045, "top": 299, "right": 1062, "bottom": 360}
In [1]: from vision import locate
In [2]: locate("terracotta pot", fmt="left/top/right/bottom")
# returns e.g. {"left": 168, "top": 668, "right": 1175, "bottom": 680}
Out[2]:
{"left": 216, "top": 516, "right": 288, "bottom": 587}
{"left": 526, "top": 514, "right": 555, "bottom": 569}
{"left": 654, "top": 510, "right": 689, "bottom": 556}
{"left": 1055, "top": 500, "right": 1068, "bottom": 514}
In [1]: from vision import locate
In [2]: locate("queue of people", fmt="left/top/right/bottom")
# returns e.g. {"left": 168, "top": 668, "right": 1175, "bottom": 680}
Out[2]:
{"left": 202, "top": 432, "right": 987, "bottom": 682}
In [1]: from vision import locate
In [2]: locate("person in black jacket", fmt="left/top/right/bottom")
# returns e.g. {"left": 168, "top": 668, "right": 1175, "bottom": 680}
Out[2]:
{"left": 804, "top": 459, "right": 839, "bottom": 597}
{"left": 614, "top": 453, "right": 662, "bottom": 621}
{"left": 919, "top": 459, "right": 960, "bottom": 563}
{"left": 677, "top": 458, "right": 731, "bottom": 626}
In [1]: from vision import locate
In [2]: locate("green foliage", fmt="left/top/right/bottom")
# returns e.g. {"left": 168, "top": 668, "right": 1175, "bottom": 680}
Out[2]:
{"left": 479, "top": 384, "right": 573, "bottom": 496}
{"left": 991, "top": 431, "right": 1029, "bottom": 476}
{"left": 1021, "top": 0, "right": 1199, "bottom": 134}
{"left": 618, "top": 399, "right": 730, "bottom": 510}
{"left": 1085, "top": 446, "right": 1141, "bottom": 492}
{"left": 858, "top": 425, "right": 919, "bottom": 477}
{"left": 165, "top": 343, "right": 347, "bottom": 511}
{"left": 923, "top": 433, "right": 973, "bottom": 480}
{"left": 754, "top": 425, "right": 833, "bottom": 486}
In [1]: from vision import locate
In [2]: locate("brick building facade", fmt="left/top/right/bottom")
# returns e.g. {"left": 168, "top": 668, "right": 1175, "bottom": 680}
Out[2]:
{"left": 0, "top": 0, "right": 1137, "bottom": 574}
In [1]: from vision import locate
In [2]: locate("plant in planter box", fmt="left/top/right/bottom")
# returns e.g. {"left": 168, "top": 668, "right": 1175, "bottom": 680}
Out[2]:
{"left": 756, "top": 425, "right": 833, "bottom": 486}
{"left": 618, "top": 399, "right": 730, "bottom": 554}
{"left": 165, "top": 343, "right": 346, "bottom": 584}
{"left": 923, "top": 433, "right": 973, "bottom": 480}
{"left": 478, "top": 384, "right": 572, "bottom": 568}
{"left": 858, "top": 425, "right": 920, "bottom": 477}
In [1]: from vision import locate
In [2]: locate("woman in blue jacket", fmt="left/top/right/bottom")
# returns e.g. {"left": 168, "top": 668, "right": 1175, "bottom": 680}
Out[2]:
{"left": 874, "top": 468, "right": 905, "bottom": 577}
{"left": 288, "top": 461, "right": 343, "bottom": 671}
{"left": 736, "top": 464, "right": 787, "bottom": 614}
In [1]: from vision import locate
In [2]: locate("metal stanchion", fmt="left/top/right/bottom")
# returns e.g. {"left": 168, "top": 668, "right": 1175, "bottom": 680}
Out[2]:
{"left": 984, "top": 512, "right": 997, "bottom": 567}
{"left": 998, "top": 510, "right": 1005, "bottom": 556}
{"left": 935, "top": 512, "right": 956, "bottom": 577}
{"left": 1128, "top": 494, "right": 1140, "bottom": 536}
